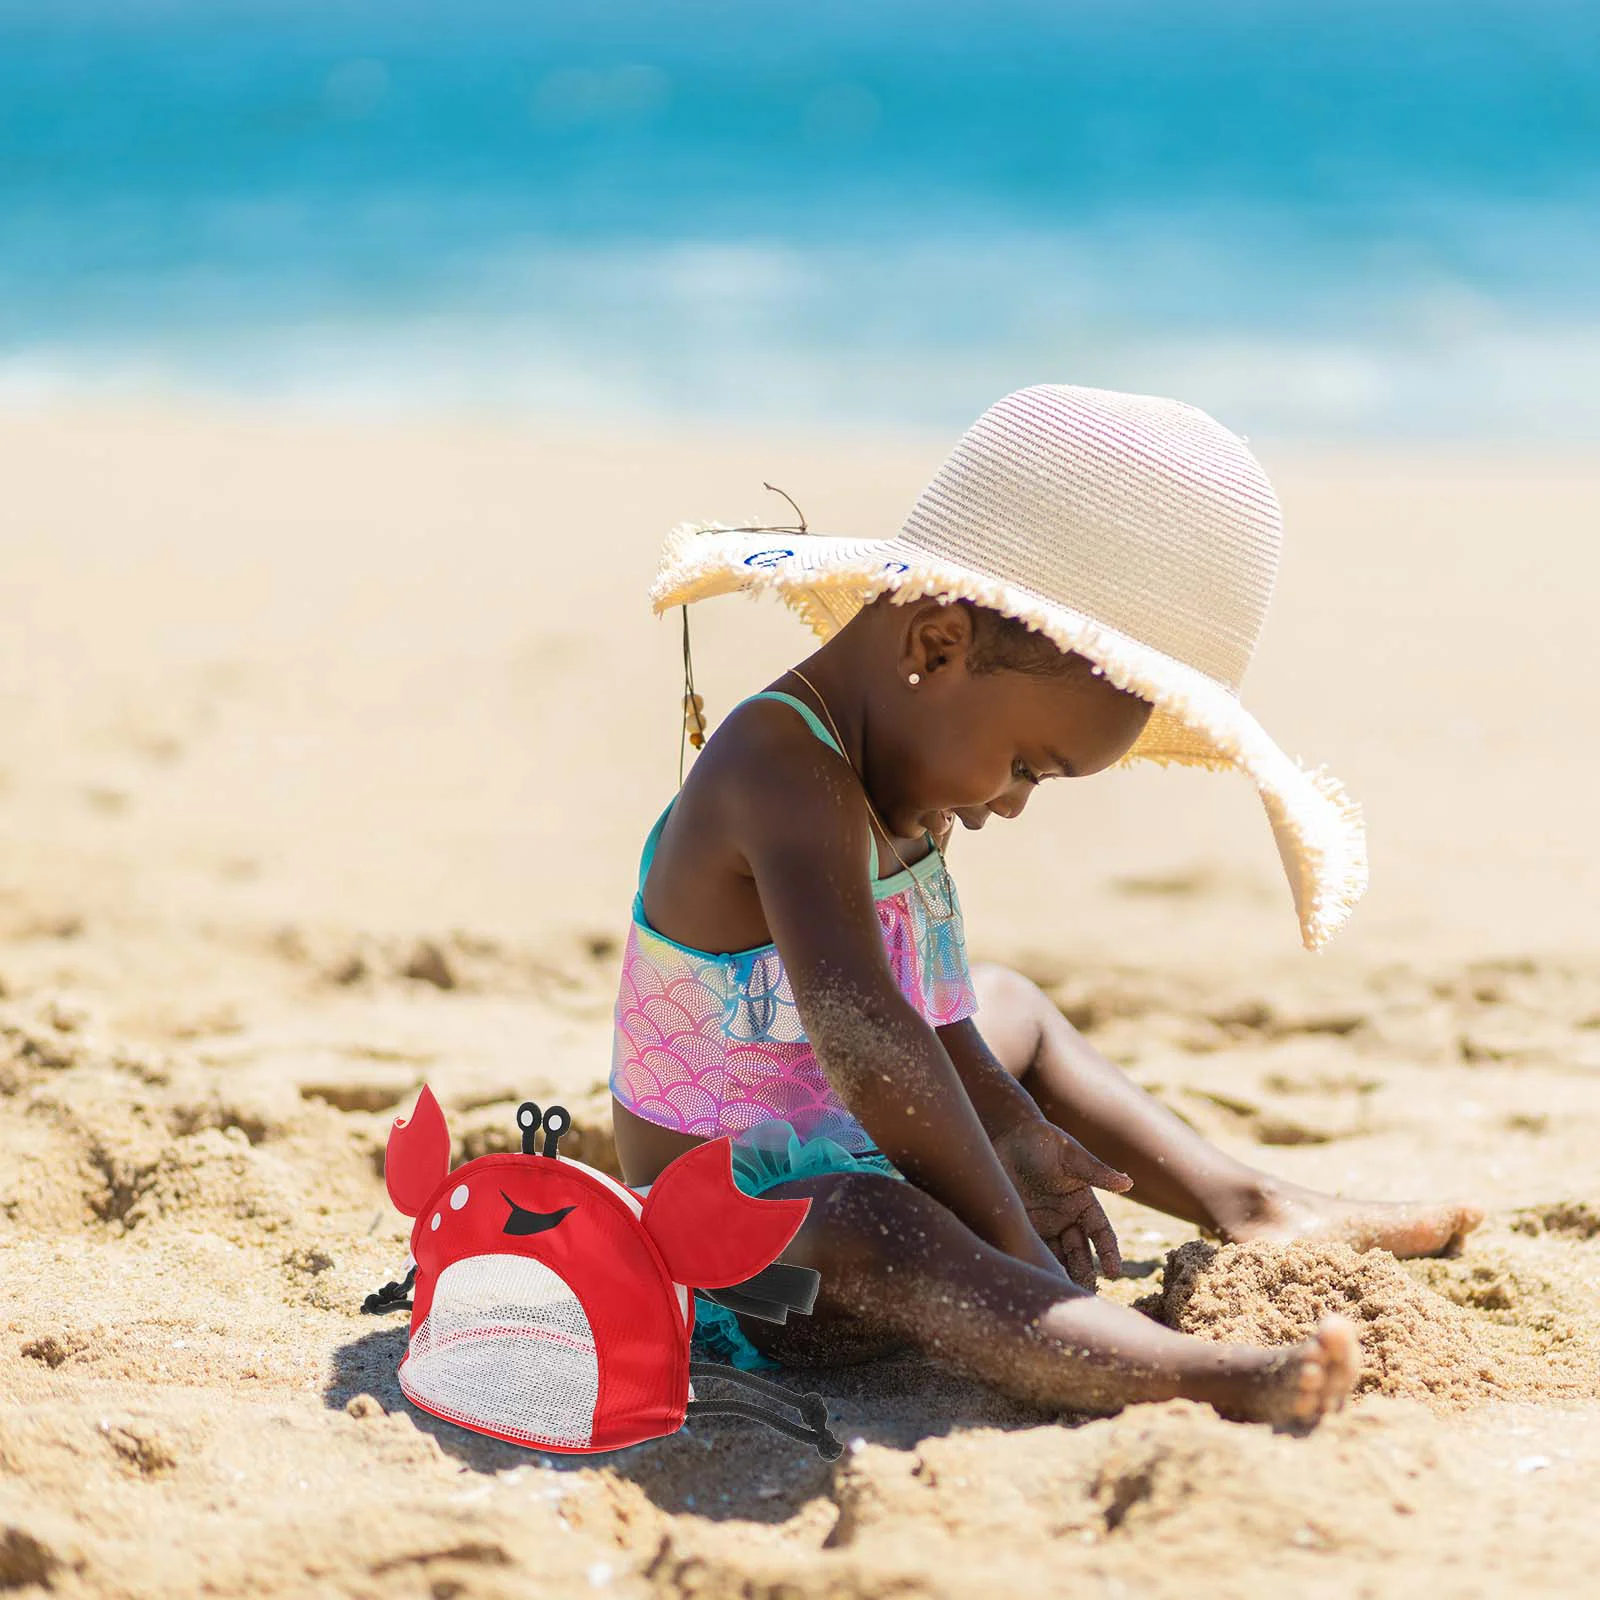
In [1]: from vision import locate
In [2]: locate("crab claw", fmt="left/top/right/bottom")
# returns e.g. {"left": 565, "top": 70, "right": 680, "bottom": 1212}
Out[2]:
{"left": 385, "top": 1084, "right": 452, "bottom": 1218}
{"left": 640, "top": 1138, "right": 810, "bottom": 1288}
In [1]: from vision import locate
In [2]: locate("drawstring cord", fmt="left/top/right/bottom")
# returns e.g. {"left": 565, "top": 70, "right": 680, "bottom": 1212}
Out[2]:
{"left": 360, "top": 1263, "right": 416, "bottom": 1314}
{"left": 677, "top": 484, "right": 811, "bottom": 786}
{"left": 679, "top": 605, "right": 704, "bottom": 787}
{"left": 685, "top": 1360, "right": 842, "bottom": 1460}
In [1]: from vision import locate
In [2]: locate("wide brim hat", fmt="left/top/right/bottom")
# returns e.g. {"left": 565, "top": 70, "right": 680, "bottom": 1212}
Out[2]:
{"left": 652, "top": 385, "right": 1367, "bottom": 951}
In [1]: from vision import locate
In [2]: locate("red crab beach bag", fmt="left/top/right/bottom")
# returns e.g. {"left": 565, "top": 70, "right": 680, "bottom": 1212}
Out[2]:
{"left": 364, "top": 1087, "right": 840, "bottom": 1458}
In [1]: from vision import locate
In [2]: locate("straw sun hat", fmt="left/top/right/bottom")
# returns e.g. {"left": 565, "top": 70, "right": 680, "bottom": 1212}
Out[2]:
{"left": 652, "top": 384, "right": 1367, "bottom": 951}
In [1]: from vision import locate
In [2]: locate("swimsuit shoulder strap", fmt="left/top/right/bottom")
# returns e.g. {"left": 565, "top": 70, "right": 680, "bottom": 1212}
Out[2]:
{"left": 636, "top": 801, "right": 676, "bottom": 895}
{"left": 636, "top": 693, "right": 840, "bottom": 893}
{"left": 745, "top": 690, "right": 885, "bottom": 879}
{"left": 742, "top": 691, "right": 846, "bottom": 760}
{"left": 638, "top": 690, "right": 874, "bottom": 896}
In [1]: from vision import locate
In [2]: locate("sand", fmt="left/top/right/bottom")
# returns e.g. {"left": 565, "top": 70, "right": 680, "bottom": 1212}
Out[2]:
{"left": 1142, "top": 1236, "right": 1597, "bottom": 1409}
{"left": 2, "top": 404, "right": 1599, "bottom": 1598}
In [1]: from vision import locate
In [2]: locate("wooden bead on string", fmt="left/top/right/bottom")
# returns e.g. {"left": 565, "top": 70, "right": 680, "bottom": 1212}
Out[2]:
{"left": 683, "top": 691, "right": 707, "bottom": 749}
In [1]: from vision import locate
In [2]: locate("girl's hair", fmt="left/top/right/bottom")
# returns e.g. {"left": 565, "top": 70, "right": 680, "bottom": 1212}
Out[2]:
{"left": 962, "top": 601, "right": 1095, "bottom": 681}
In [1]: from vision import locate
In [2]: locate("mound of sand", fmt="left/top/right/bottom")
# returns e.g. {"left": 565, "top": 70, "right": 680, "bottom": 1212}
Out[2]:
{"left": 1142, "top": 1238, "right": 1590, "bottom": 1409}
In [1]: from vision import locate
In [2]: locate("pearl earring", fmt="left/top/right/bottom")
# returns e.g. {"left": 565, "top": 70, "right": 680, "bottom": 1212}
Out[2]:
{"left": 908, "top": 673, "right": 921, "bottom": 686}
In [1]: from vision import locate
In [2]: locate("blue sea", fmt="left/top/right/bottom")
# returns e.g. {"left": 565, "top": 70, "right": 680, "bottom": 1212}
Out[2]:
{"left": 2, "top": 0, "right": 1597, "bottom": 438}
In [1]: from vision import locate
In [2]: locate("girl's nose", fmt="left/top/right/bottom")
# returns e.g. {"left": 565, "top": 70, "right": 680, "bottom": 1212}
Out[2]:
{"left": 989, "top": 787, "right": 1031, "bottom": 821}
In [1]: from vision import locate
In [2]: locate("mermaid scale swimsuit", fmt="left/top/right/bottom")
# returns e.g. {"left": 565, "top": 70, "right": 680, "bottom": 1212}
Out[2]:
{"left": 609, "top": 692, "right": 978, "bottom": 1155}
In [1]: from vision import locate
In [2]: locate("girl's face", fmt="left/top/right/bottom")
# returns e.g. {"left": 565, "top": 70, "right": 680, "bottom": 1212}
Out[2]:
{"left": 870, "top": 610, "right": 1154, "bottom": 841}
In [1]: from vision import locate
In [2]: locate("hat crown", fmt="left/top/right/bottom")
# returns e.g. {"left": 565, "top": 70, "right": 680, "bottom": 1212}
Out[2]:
{"left": 898, "top": 385, "right": 1282, "bottom": 692}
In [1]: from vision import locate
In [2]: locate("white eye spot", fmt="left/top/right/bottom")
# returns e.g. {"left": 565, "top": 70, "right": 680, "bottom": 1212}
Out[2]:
{"left": 430, "top": 1213, "right": 441, "bottom": 1231}
{"left": 450, "top": 1184, "right": 469, "bottom": 1210}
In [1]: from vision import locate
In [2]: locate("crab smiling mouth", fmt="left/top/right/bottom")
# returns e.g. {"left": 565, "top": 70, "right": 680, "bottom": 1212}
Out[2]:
{"left": 401, "top": 1253, "right": 597, "bottom": 1448}
{"left": 501, "top": 1193, "right": 575, "bottom": 1236}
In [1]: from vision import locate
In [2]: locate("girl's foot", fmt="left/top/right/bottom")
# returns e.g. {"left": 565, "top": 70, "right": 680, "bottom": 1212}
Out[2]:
{"left": 1216, "top": 1179, "right": 1484, "bottom": 1259}
{"left": 1221, "top": 1315, "right": 1359, "bottom": 1428}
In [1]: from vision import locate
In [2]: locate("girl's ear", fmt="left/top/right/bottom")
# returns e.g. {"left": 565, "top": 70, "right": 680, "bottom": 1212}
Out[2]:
{"left": 901, "top": 599, "right": 976, "bottom": 683}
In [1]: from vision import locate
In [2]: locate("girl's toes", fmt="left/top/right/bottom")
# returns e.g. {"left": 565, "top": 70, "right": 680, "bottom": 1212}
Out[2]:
{"left": 1225, "top": 1317, "right": 1360, "bottom": 1430}
{"left": 1306, "top": 1315, "right": 1359, "bottom": 1418}
{"left": 1448, "top": 1202, "right": 1487, "bottom": 1252}
{"left": 1426, "top": 1202, "right": 1486, "bottom": 1258}
{"left": 1275, "top": 1315, "right": 1359, "bottom": 1428}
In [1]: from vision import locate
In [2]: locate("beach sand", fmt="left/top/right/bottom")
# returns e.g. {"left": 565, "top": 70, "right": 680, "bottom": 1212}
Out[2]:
{"left": 2, "top": 405, "right": 1597, "bottom": 1598}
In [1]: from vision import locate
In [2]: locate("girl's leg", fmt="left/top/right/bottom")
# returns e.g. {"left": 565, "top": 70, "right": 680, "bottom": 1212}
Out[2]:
{"left": 747, "top": 1171, "right": 1355, "bottom": 1427}
{"left": 972, "top": 964, "right": 1484, "bottom": 1257}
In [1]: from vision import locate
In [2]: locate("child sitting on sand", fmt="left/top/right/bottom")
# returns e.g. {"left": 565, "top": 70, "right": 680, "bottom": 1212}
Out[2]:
{"left": 610, "top": 386, "right": 1482, "bottom": 1427}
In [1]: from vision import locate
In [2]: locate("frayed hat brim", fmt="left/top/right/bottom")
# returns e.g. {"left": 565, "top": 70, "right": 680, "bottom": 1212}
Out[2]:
{"left": 652, "top": 522, "right": 1367, "bottom": 952}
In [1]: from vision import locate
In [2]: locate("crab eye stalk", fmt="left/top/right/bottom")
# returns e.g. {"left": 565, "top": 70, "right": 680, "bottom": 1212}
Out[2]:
{"left": 541, "top": 1104, "right": 571, "bottom": 1160}
{"left": 500, "top": 1191, "right": 575, "bottom": 1236}
{"left": 517, "top": 1101, "right": 542, "bottom": 1156}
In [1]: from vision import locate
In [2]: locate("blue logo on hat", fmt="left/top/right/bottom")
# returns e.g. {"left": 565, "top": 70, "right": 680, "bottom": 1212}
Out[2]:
{"left": 744, "top": 549, "right": 794, "bottom": 569}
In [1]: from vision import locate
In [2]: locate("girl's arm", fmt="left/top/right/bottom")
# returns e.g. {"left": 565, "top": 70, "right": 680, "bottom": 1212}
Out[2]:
{"left": 939, "top": 1017, "right": 1129, "bottom": 1283}
{"left": 723, "top": 723, "right": 1063, "bottom": 1279}
{"left": 936, "top": 1019, "right": 1042, "bottom": 1139}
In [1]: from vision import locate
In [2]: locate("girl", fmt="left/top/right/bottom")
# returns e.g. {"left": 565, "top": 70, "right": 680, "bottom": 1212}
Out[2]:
{"left": 610, "top": 386, "right": 1482, "bottom": 1428}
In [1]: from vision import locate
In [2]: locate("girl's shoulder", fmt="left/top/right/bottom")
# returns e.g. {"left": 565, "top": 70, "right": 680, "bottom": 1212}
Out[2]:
{"left": 689, "top": 691, "right": 851, "bottom": 799}
{"left": 641, "top": 690, "right": 873, "bottom": 952}
{"left": 667, "top": 689, "right": 869, "bottom": 866}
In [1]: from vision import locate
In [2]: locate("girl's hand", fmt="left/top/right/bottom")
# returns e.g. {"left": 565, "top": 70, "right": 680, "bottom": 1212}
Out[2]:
{"left": 991, "top": 1118, "right": 1132, "bottom": 1289}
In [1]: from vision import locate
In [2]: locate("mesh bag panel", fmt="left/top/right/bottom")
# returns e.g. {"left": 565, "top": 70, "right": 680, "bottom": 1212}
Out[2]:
{"left": 401, "top": 1253, "right": 598, "bottom": 1449}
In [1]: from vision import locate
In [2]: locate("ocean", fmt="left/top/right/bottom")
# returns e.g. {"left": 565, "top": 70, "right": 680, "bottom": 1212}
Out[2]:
{"left": 2, "top": 0, "right": 1597, "bottom": 437}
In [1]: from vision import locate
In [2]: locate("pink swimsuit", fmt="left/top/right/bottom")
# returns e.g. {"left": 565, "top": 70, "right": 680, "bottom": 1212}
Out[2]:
{"left": 609, "top": 693, "right": 978, "bottom": 1155}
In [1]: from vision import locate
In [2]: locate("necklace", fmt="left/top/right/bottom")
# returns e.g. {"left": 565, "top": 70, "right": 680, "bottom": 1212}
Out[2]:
{"left": 785, "top": 667, "right": 952, "bottom": 925}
